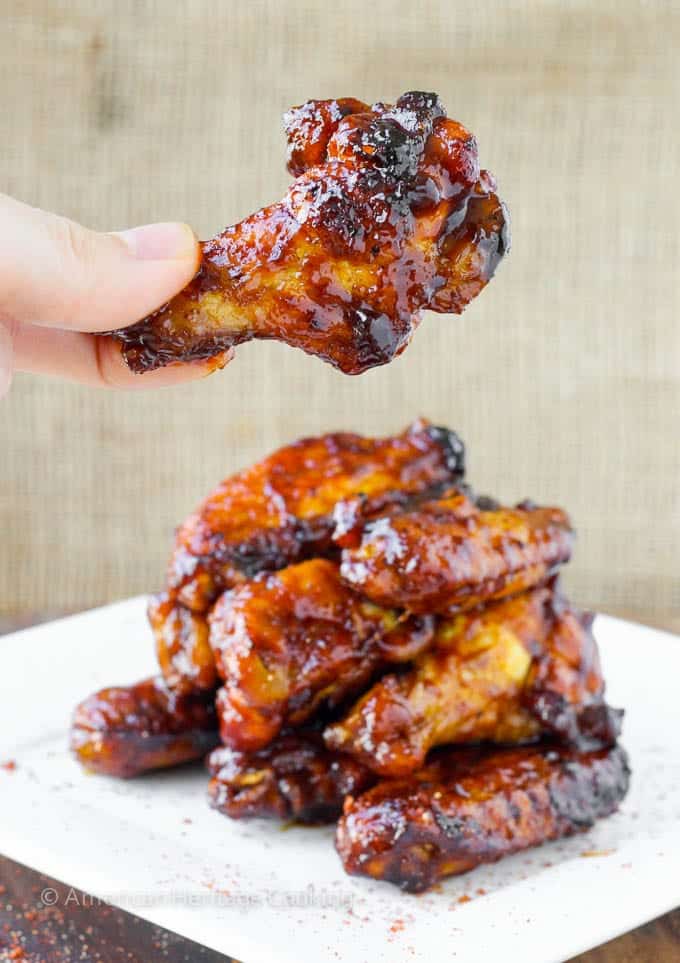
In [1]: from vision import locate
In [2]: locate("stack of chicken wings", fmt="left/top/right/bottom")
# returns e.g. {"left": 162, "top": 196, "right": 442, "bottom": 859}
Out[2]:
{"left": 71, "top": 421, "right": 629, "bottom": 892}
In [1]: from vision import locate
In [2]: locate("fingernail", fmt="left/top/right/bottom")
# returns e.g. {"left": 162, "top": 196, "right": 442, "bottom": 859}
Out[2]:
{"left": 115, "top": 222, "right": 198, "bottom": 260}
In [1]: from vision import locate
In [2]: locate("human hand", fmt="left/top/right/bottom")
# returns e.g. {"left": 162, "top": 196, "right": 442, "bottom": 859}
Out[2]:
{"left": 0, "top": 192, "right": 231, "bottom": 398}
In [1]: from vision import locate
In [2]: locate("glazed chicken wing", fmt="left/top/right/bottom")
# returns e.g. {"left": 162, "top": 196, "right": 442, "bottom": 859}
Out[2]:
{"left": 339, "top": 490, "right": 574, "bottom": 613}
{"left": 151, "top": 421, "right": 464, "bottom": 693}
{"left": 207, "top": 729, "right": 374, "bottom": 824}
{"left": 522, "top": 599, "right": 623, "bottom": 748}
{"left": 148, "top": 593, "right": 215, "bottom": 693}
{"left": 209, "top": 558, "right": 435, "bottom": 751}
{"left": 325, "top": 584, "right": 620, "bottom": 776}
{"left": 70, "top": 676, "right": 218, "bottom": 778}
{"left": 110, "top": 92, "right": 508, "bottom": 375}
{"left": 167, "top": 420, "right": 464, "bottom": 612}
{"left": 325, "top": 588, "right": 549, "bottom": 775}
{"left": 336, "top": 743, "right": 630, "bottom": 892}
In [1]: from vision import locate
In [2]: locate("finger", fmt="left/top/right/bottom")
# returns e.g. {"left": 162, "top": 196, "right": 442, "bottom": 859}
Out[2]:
{"left": 0, "top": 320, "right": 13, "bottom": 399}
{"left": 11, "top": 323, "right": 232, "bottom": 390}
{"left": 0, "top": 193, "right": 200, "bottom": 333}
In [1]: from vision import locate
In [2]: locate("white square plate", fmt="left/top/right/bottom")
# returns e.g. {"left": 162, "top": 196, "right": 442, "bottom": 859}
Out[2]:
{"left": 1, "top": 598, "right": 679, "bottom": 963}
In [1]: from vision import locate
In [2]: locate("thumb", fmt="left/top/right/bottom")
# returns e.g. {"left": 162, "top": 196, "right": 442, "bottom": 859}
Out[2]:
{"left": 0, "top": 193, "right": 200, "bottom": 332}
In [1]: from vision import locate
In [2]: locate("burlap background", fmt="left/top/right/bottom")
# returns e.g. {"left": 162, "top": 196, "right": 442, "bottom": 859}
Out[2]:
{"left": 1, "top": 0, "right": 678, "bottom": 619}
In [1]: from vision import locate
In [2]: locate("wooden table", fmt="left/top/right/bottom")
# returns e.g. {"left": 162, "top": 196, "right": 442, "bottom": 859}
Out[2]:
{"left": 1, "top": 610, "right": 678, "bottom": 963}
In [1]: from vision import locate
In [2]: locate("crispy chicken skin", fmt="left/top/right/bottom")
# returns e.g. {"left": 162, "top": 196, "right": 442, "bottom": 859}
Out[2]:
{"left": 325, "top": 584, "right": 620, "bottom": 776}
{"left": 207, "top": 730, "right": 374, "bottom": 824}
{"left": 70, "top": 676, "right": 218, "bottom": 778}
{"left": 110, "top": 92, "right": 508, "bottom": 375}
{"left": 339, "top": 490, "right": 574, "bottom": 614}
{"left": 150, "top": 421, "right": 464, "bottom": 694}
{"left": 209, "top": 558, "right": 435, "bottom": 752}
{"left": 336, "top": 743, "right": 630, "bottom": 892}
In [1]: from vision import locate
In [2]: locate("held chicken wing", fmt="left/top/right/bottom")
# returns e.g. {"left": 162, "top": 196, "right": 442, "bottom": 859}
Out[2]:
{"left": 151, "top": 421, "right": 464, "bottom": 693}
{"left": 70, "top": 676, "right": 218, "bottom": 778}
{"left": 325, "top": 584, "right": 621, "bottom": 776}
{"left": 110, "top": 92, "right": 508, "bottom": 375}
{"left": 207, "top": 729, "right": 374, "bottom": 824}
{"left": 339, "top": 490, "right": 574, "bottom": 614}
{"left": 209, "top": 558, "right": 435, "bottom": 752}
{"left": 336, "top": 743, "right": 630, "bottom": 892}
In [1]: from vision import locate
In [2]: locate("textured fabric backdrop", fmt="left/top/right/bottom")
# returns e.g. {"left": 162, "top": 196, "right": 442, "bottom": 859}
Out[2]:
{"left": 1, "top": 0, "right": 678, "bottom": 618}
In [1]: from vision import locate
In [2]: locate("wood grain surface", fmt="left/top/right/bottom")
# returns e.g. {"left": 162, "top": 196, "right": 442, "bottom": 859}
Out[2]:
{"left": 0, "top": 855, "right": 234, "bottom": 963}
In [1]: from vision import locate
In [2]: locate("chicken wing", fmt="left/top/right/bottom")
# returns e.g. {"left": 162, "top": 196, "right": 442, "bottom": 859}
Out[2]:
{"left": 523, "top": 600, "right": 623, "bottom": 748}
{"left": 336, "top": 743, "right": 630, "bottom": 892}
{"left": 325, "top": 588, "right": 547, "bottom": 775}
{"left": 339, "top": 490, "right": 574, "bottom": 613}
{"left": 209, "top": 558, "right": 435, "bottom": 751}
{"left": 167, "top": 420, "right": 465, "bottom": 612}
{"left": 207, "top": 729, "right": 374, "bottom": 824}
{"left": 110, "top": 92, "right": 508, "bottom": 375}
{"left": 70, "top": 676, "right": 218, "bottom": 778}
{"left": 148, "top": 592, "right": 215, "bottom": 693}
{"left": 151, "top": 421, "right": 464, "bottom": 693}
{"left": 325, "top": 584, "right": 620, "bottom": 776}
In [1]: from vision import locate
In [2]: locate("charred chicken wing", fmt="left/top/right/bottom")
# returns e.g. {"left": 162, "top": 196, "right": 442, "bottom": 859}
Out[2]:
{"left": 523, "top": 598, "right": 623, "bottom": 749}
{"left": 340, "top": 490, "right": 574, "bottom": 613}
{"left": 336, "top": 743, "right": 630, "bottom": 891}
{"left": 325, "top": 584, "right": 620, "bottom": 776}
{"left": 151, "top": 421, "right": 464, "bottom": 693}
{"left": 209, "top": 558, "right": 435, "bottom": 751}
{"left": 207, "top": 729, "right": 374, "bottom": 824}
{"left": 167, "top": 420, "right": 464, "bottom": 612}
{"left": 110, "top": 92, "right": 508, "bottom": 375}
{"left": 70, "top": 676, "right": 218, "bottom": 778}
{"left": 325, "top": 588, "right": 549, "bottom": 774}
